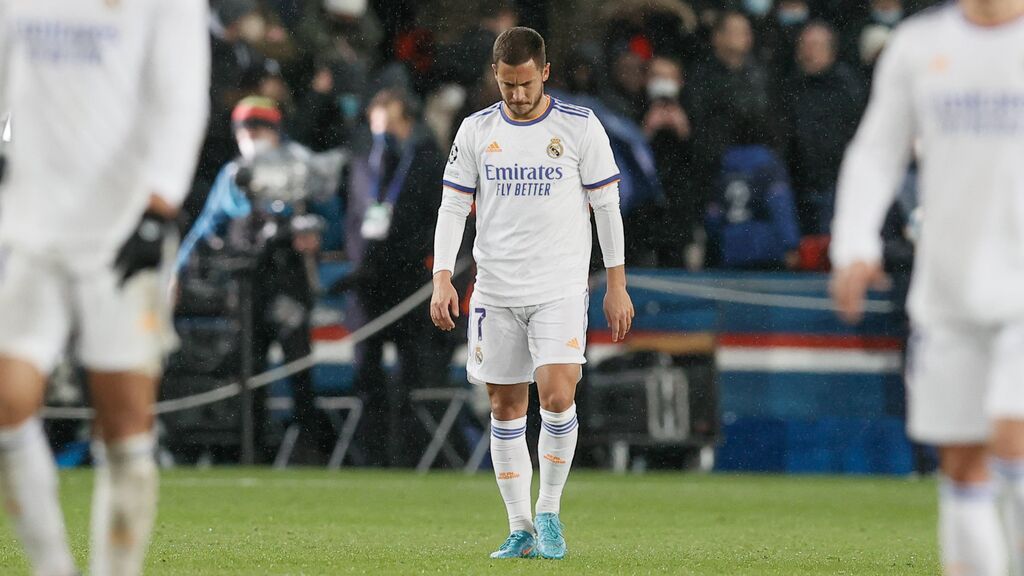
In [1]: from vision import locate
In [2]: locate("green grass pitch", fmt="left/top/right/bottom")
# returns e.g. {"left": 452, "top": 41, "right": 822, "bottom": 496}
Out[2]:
{"left": 0, "top": 469, "right": 939, "bottom": 575}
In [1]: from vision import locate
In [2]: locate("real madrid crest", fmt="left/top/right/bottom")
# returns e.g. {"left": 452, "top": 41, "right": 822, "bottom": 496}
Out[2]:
{"left": 474, "top": 346, "right": 484, "bottom": 364}
{"left": 547, "top": 137, "right": 563, "bottom": 159}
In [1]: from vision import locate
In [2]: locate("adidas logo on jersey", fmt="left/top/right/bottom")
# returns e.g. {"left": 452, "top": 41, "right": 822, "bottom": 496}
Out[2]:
{"left": 485, "top": 141, "right": 502, "bottom": 153}
{"left": 566, "top": 338, "right": 580, "bottom": 350}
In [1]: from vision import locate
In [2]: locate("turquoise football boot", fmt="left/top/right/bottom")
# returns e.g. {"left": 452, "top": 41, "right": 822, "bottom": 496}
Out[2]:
{"left": 535, "top": 512, "right": 567, "bottom": 559}
{"left": 489, "top": 530, "right": 538, "bottom": 559}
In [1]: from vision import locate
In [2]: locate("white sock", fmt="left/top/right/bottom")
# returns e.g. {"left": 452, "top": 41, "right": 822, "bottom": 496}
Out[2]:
{"left": 994, "top": 458, "right": 1024, "bottom": 574}
{"left": 90, "top": 433, "right": 158, "bottom": 576}
{"left": 939, "top": 477, "right": 1007, "bottom": 576}
{"left": 0, "top": 418, "right": 76, "bottom": 576}
{"left": 536, "top": 404, "right": 578, "bottom": 516}
{"left": 490, "top": 415, "right": 533, "bottom": 534}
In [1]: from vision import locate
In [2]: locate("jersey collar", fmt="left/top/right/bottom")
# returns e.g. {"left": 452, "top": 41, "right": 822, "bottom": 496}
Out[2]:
{"left": 499, "top": 95, "right": 553, "bottom": 126}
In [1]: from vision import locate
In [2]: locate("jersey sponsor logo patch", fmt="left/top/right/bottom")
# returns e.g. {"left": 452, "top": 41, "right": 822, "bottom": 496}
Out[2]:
{"left": 566, "top": 337, "right": 580, "bottom": 350}
{"left": 448, "top": 144, "right": 459, "bottom": 164}
{"left": 497, "top": 471, "right": 520, "bottom": 480}
{"left": 485, "top": 141, "right": 503, "bottom": 153}
{"left": 547, "top": 137, "right": 563, "bottom": 159}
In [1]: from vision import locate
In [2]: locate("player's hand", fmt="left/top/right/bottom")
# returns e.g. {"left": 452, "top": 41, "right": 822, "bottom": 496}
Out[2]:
{"left": 114, "top": 197, "right": 176, "bottom": 287}
{"left": 604, "top": 285, "right": 635, "bottom": 343}
{"left": 430, "top": 271, "right": 460, "bottom": 331}
{"left": 830, "top": 260, "right": 886, "bottom": 325}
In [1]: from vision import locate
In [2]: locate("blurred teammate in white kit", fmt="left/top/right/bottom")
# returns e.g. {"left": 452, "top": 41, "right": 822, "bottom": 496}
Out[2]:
{"left": 830, "top": 0, "right": 1024, "bottom": 574}
{"left": 0, "top": 1, "right": 209, "bottom": 574}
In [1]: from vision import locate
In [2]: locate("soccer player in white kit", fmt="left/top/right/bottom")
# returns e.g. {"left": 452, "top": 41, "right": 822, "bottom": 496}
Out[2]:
{"left": 430, "top": 27, "right": 634, "bottom": 560}
{"left": 0, "top": 1, "right": 209, "bottom": 575}
{"left": 831, "top": 0, "right": 1024, "bottom": 574}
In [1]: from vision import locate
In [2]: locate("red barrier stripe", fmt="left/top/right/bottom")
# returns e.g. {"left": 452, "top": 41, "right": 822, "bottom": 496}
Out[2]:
{"left": 716, "top": 333, "right": 903, "bottom": 350}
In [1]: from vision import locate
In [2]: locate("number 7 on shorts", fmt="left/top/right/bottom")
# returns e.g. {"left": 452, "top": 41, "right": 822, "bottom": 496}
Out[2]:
{"left": 474, "top": 308, "right": 487, "bottom": 339}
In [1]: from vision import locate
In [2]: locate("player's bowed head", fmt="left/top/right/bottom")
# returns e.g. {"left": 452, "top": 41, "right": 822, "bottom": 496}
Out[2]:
{"left": 491, "top": 27, "right": 550, "bottom": 121}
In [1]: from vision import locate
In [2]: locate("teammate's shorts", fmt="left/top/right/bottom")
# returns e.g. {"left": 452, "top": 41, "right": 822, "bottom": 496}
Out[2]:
{"left": 0, "top": 244, "right": 177, "bottom": 376}
{"left": 466, "top": 288, "right": 589, "bottom": 386}
{"left": 907, "top": 320, "right": 1024, "bottom": 444}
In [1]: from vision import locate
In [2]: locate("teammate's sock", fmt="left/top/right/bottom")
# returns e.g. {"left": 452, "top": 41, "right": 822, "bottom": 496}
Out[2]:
{"left": 490, "top": 415, "right": 534, "bottom": 534}
{"left": 993, "top": 458, "right": 1024, "bottom": 573}
{"left": 0, "top": 418, "right": 77, "bottom": 576}
{"left": 938, "top": 477, "right": 1007, "bottom": 576}
{"left": 536, "top": 404, "right": 578, "bottom": 515}
{"left": 90, "top": 433, "right": 158, "bottom": 576}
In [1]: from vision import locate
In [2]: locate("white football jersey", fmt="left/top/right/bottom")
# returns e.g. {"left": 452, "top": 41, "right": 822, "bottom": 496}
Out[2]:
{"left": 0, "top": 0, "right": 209, "bottom": 266}
{"left": 443, "top": 96, "right": 620, "bottom": 307}
{"left": 832, "top": 5, "right": 1024, "bottom": 326}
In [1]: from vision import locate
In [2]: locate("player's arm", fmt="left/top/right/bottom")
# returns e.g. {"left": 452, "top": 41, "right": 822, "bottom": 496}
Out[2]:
{"left": 116, "top": 0, "right": 210, "bottom": 284}
{"left": 830, "top": 29, "right": 915, "bottom": 324}
{"left": 431, "top": 188, "right": 472, "bottom": 331}
{"left": 139, "top": 0, "right": 210, "bottom": 214}
{"left": 589, "top": 181, "right": 633, "bottom": 342}
{"left": 431, "top": 120, "right": 478, "bottom": 331}
{"left": 581, "top": 112, "right": 634, "bottom": 342}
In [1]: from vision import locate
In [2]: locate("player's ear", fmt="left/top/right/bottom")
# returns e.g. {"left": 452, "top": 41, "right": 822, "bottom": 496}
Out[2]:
{"left": 542, "top": 62, "right": 550, "bottom": 82}
{"left": 492, "top": 63, "right": 498, "bottom": 80}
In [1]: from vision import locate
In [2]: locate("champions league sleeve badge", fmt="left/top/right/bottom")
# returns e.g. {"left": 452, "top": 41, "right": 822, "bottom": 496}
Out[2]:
{"left": 448, "top": 145, "right": 459, "bottom": 164}
{"left": 547, "top": 138, "right": 563, "bottom": 159}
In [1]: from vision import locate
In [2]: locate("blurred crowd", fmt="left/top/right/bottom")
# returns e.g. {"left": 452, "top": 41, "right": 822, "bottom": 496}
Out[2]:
{"left": 174, "top": 0, "right": 931, "bottom": 466}
{"left": 186, "top": 0, "right": 934, "bottom": 274}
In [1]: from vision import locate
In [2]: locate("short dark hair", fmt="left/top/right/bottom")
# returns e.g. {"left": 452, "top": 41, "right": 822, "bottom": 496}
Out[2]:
{"left": 492, "top": 26, "right": 546, "bottom": 69}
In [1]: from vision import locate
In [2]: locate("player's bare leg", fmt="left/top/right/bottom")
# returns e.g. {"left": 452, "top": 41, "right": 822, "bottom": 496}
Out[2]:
{"left": 533, "top": 364, "right": 580, "bottom": 560}
{"left": 0, "top": 355, "right": 77, "bottom": 576}
{"left": 992, "top": 420, "right": 1024, "bottom": 574}
{"left": 938, "top": 444, "right": 1006, "bottom": 576}
{"left": 89, "top": 371, "right": 159, "bottom": 576}
{"left": 487, "top": 383, "right": 536, "bottom": 558}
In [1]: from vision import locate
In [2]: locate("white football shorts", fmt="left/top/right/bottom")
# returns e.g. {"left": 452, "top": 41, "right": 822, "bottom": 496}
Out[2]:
{"left": 907, "top": 319, "right": 1024, "bottom": 444}
{"left": 0, "top": 244, "right": 177, "bottom": 376}
{"left": 466, "top": 288, "right": 589, "bottom": 386}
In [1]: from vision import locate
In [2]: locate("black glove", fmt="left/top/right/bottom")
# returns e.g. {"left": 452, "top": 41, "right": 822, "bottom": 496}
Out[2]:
{"left": 114, "top": 209, "right": 173, "bottom": 286}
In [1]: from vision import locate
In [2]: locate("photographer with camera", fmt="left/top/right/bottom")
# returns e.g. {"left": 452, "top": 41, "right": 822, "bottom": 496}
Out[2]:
{"left": 178, "top": 96, "right": 338, "bottom": 464}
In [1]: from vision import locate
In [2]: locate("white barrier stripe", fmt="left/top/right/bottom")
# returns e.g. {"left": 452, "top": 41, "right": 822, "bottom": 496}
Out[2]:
{"left": 716, "top": 347, "right": 903, "bottom": 374}
{"left": 42, "top": 261, "right": 464, "bottom": 420}
{"left": 628, "top": 275, "right": 894, "bottom": 313}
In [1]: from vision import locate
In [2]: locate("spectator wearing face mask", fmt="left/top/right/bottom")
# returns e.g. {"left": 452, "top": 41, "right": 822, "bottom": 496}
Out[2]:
{"left": 640, "top": 56, "right": 700, "bottom": 268}
{"left": 780, "top": 21, "right": 864, "bottom": 235}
